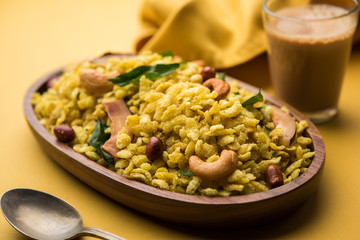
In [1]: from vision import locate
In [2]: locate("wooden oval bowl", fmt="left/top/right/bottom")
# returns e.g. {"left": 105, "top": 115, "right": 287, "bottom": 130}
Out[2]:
{"left": 23, "top": 54, "right": 325, "bottom": 228}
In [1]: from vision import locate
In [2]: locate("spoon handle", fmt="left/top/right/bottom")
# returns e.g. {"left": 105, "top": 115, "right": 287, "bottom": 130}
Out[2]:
{"left": 74, "top": 227, "right": 127, "bottom": 240}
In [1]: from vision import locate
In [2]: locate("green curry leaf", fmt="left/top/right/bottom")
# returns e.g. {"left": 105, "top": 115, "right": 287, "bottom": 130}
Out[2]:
{"left": 108, "top": 63, "right": 180, "bottom": 87}
{"left": 89, "top": 119, "right": 109, "bottom": 149}
{"left": 160, "top": 51, "right": 174, "bottom": 57}
{"left": 101, "top": 150, "right": 115, "bottom": 166}
{"left": 180, "top": 171, "right": 196, "bottom": 177}
{"left": 150, "top": 63, "right": 180, "bottom": 76}
{"left": 242, "top": 88, "right": 264, "bottom": 107}
{"left": 89, "top": 119, "right": 114, "bottom": 166}
{"left": 217, "top": 72, "right": 226, "bottom": 81}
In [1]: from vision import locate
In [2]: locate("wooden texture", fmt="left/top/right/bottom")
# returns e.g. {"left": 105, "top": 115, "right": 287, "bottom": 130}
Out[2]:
{"left": 23, "top": 55, "right": 325, "bottom": 228}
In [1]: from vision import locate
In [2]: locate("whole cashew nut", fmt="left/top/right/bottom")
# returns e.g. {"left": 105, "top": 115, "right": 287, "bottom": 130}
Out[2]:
{"left": 80, "top": 69, "right": 118, "bottom": 94}
{"left": 203, "top": 78, "right": 230, "bottom": 100}
{"left": 189, "top": 150, "right": 238, "bottom": 181}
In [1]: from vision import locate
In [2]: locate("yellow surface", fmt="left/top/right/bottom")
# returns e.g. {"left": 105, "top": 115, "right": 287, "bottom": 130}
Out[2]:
{"left": 1, "top": 1, "right": 360, "bottom": 239}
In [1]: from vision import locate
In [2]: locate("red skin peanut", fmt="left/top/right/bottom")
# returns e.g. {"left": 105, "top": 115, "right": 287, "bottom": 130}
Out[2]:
{"left": 200, "top": 66, "right": 216, "bottom": 81}
{"left": 53, "top": 125, "right": 75, "bottom": 143}
{"left": 146, "top": 136, "right": 164, "bottom": 161}
{"left": 265, "top": 165, "right": 284, "bottom": 189}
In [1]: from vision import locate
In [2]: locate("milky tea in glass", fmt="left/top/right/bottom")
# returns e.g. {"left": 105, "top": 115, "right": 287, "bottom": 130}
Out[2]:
{"left": 262, "top": 0, "right": 359, "bottom": 123}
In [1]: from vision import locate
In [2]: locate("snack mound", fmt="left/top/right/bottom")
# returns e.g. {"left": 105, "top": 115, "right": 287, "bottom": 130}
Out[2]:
{"left": 32, "top": 52, "right": 314, "bottom": 197}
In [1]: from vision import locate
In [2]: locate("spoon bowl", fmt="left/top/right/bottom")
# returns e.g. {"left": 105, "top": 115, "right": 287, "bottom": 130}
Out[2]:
{"left": 1, "top": 188, "right": 125, "bottom": 240}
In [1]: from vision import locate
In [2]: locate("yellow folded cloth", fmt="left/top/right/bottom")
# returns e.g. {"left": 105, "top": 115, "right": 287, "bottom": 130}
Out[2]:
{"left": 135, "top": 0, "right": 266, "bottom": 69}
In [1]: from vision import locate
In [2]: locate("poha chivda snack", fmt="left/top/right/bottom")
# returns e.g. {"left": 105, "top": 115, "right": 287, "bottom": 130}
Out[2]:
{"left": 32, "top": 51, "right": 314, "bottom": 197}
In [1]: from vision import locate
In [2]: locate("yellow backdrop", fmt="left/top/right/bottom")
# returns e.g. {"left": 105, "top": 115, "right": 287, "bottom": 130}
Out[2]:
{"left": 1, "top": 0, "right": 360, "bottom": 239}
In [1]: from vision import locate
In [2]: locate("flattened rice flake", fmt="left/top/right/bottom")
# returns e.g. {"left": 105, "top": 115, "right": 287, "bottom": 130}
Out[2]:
{"left": 32, "top": 51, "right": 315, "bottom": 197}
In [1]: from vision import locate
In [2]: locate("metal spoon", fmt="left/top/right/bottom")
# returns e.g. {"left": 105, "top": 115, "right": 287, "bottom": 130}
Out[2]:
{"left": 1, "top": 188, "right": 126, "bottom": 240}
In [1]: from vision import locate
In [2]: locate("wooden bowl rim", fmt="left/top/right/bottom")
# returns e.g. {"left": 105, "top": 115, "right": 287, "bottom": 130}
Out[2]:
{"left": 23, "top": 54, "right": 325, "bottom": 206}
